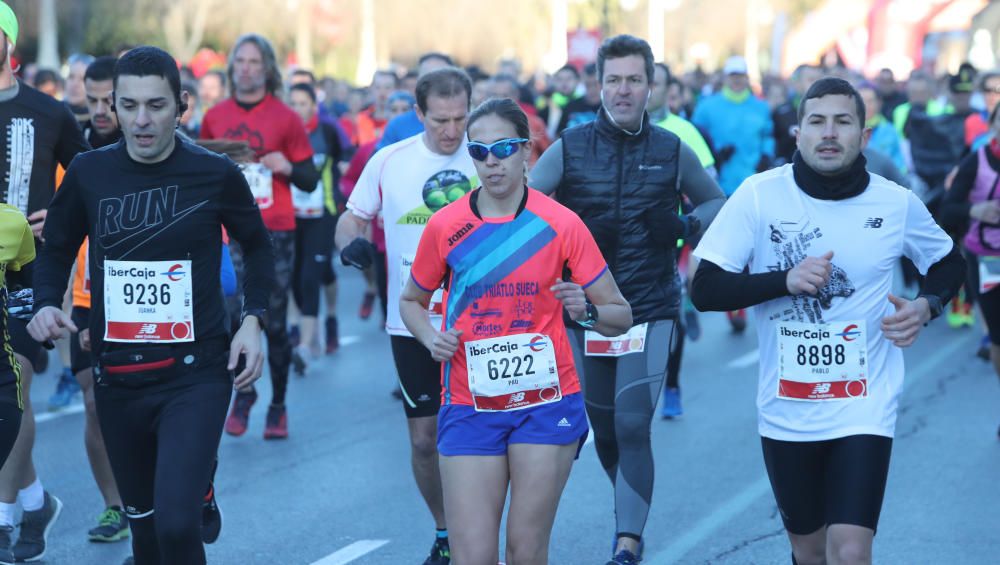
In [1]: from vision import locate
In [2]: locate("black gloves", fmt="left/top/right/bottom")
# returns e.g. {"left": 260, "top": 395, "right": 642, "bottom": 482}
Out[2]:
{"left": 644, "top": 208, "right": 700, "bottom": 249}
{"left": 340, "top": 237, "right": 376, "bottom": 269}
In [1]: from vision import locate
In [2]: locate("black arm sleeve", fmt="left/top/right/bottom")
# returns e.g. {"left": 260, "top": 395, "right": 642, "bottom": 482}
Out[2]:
{"left": 289, "top": 157, "right": 320, "bottom": 193}
{"left": 918, "top": 243, "right": 966, "bottom": 307}
{"left": 35, "top": 163, "right": 89, "bottom": 310}
{"left": 691, "top": 260, "right": 791, "bottom": 312}
{"left": 939, "top": 152, "right": 978, "bottom": 231}
{"left": 220, "top": 163, "right": 276, "bottom": 313}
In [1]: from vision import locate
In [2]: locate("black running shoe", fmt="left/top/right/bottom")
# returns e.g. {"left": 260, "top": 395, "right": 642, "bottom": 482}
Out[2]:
{"left": 0, "top": 525, "right": 12, "bottom": 565}
{"left": 202, "top": 460, "right": 222, "bottom": 544}
{"left": 12, "top": 492, "right": 62, "bottom": 562}
{"left": 423, "top": 537, "right": 450, "bottom": 565}
{"left": 88, "top": 506, "right": 130, "bottom": 542}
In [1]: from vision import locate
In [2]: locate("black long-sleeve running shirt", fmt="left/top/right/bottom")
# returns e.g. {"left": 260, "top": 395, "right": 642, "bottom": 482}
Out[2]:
{"left": 34, "top": 135, "right": 275, "bottom": 356}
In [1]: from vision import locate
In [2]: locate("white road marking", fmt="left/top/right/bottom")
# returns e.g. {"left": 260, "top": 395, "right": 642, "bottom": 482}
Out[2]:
{"left": 340, "top": 335, "right": 361, "bottom": 346}
{"left": 311, "top": 540, "right": 390, "bottom": 565}
{"left": 726, "top": 349, "right": 759, "bottom": 369}
{"left": 35, "top": 403, "right": 85, "bottom": 423}
{"left": 644, "top": 332, "right": 975, "bottom": 564}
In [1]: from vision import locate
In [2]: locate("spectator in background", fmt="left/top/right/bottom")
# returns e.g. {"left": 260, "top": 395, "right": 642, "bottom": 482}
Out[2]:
{"left": 766, "top": 80, "right": 797, "bottom": 165}
{"left": 650, "top": 63, "right": 715, "bottom": 170}
{"left": 321, "top": 77, "right": 347, "bottom": 117}
{"left": 400, "top": 70, "right": 419, "bottom": 96}
{"left": 692, "top": 55, "right": 774, "bottom": 196}
{"left": 556, "top": 62, "right": 601, "bottom": 136}
{"left": 489, "top": 73, "right": 550, "bottom": 166}
{"left": 541, "top": 63, "right": 581, "bottom": 138}
{"left": 32, "top": 68, "right": 61, "bottom": 99}
{"left": 339, "top": 88, "right": 367, "bottom": 147}
{"left": 376, "top": 52, "right": 453, "bottom": 150}
{"left": 857, "top": 81, "right": 906, "bottom": 173}
{"left": 354, "top": 70, "right": 397, "bottom": 146}
{"left": 470, "top": 73, "right": 491, "bottom": 109}
{"left": 198, "top": 69, "right": 227, "bottom": 111}
{"left": 666, "top": 76, "right": 694, "bottom": 119}
{"left": 179, "top": 80, "right": 201, "bottom": 138}
{"left": 966, "top": 71, "right": 1000, "bottom": 152}
{"left": 876, "top": 67, "right": 908, "bottom": 120}
{"left": 949, "top": 64, "right": 977, "bottom": 118}
{"left": 894, "top": 70, "right": 950, "bottom": 139}
{"left": 789, "top": 63, "right": 821, "bottom": 109}
{"left": 63, "top": 53, "right": 94, "bottom": 128}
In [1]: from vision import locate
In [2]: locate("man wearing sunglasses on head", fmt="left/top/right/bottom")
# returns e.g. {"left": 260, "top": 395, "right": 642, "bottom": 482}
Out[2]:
{"left": 529, "top": 35, "right": 725, "bottom": 565}
{"left": 335, "top": 67, "right": 477, "bottom": 565}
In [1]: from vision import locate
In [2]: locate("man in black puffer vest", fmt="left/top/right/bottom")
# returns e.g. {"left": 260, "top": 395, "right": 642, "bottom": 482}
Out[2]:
{"left": 529, "top": 34, "right": 725, "bottom": 565}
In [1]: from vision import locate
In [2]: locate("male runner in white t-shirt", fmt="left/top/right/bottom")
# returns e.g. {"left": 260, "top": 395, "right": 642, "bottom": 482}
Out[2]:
{"left": 334, "top": 67, "right": 477, "bottom": 565}
{"left": 691, "top": 77, "right": 965, "bottom": 565}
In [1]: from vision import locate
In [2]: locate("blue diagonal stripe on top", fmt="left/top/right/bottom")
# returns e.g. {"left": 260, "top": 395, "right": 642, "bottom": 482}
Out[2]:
{"left": 445, "top": 211, "right": 557, "bottom": 329}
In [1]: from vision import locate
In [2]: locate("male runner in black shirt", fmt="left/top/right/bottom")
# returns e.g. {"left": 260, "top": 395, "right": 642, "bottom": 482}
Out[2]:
{"left": 28, "top": 46, "right": 274, "bottom": 565}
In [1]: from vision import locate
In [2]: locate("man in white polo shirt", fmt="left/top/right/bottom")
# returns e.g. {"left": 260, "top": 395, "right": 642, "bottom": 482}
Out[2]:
{"left": 334, "top": 67, "right": 477, "bottom": 565}
{"left": 691, "top": 77, "right": 965, "bottom": 565}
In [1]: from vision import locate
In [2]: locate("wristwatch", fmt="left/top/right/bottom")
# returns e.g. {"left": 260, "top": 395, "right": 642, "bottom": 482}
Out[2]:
{"left": 241, "top": 308, "right": 269, "bottom": 328}
{"left": 576, "top": 302, "right": 599, "bottom": 329}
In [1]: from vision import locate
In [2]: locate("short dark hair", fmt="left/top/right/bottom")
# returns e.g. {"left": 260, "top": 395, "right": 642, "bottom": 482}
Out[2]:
{"left": 415, "top": 67, "right": 471, "bottom": 114}
{"left": 372, "top": 69, "right": 398, "bottom": 86}
{"left": 582, "top": 63, "right": 597, "bottom": 78}
{"left": 556, "top": 64, "right": 579, "bottom": 79}
{"left": 796, "top": 77, "right": 866, "bottom": 126}
{"left": 202, "top": 69, "right": 227, "bottom": 88}
{"left": 467, "top": 97, "right": 530, "bottom": 141}
{"left": 85, "top": 56, "right": 117, "bottom": 83}
{"left": 289, "top": 82, "right": 317, "bottom": 103}
{"left": 654, "top": 62, "right": 672, "bottom": 85}
{"left": 33, "top": 69, "right": 60, "bottom": 88}
{"left": 597, "top": 34, "right": 654, "bottom": 83}
{"left": 113, "top": 46, "right": 182, "bottom": 108}
{"left": 491, "top": 73, "right": 520, "bottom": 96}
{"left": 980, "top": 71, "right": 1000, "bottom": 91}
{"left": 292, "top": 68, "right": 316, "bottom": 85}
{"left": 419, "top": 52, "right": 453, "bottom": 67}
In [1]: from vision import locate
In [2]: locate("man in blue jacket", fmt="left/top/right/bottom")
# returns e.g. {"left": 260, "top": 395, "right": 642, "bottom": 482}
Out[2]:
{"left": 692, "top": 55, "right": 774, "bottom": 195}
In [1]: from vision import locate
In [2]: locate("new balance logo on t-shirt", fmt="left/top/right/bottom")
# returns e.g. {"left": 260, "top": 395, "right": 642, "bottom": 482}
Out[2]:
{"left": 557, "top": 418, "right": 571, "bottom": 428}
{"left": 864, "top": 217, "right": 884, "bottom": 228}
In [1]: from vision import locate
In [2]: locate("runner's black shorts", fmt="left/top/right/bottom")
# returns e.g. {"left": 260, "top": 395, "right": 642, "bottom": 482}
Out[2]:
{"left": 69, "top": 307, "right": 92, "bottom": 375}
{"left": 8, "top": 316, "right": 41, "bottom": 369}
{"left": 390, "top": 335, "right": 441, "bottom": 418}
{"left": 761, "top": 434, "right": 892, "bottom": 535}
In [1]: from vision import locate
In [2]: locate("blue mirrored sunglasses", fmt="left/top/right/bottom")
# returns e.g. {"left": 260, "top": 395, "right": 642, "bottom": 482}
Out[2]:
{"left": 466, "top": 138, "right": 529, "bottom": 161}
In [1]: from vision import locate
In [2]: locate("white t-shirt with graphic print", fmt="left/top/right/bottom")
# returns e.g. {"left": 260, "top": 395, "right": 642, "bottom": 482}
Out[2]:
{"left": 347, "top": 134, "right": 478, "bottom": 337}
{"left": 694, "top": 164, "right": 953, "bottom": 442}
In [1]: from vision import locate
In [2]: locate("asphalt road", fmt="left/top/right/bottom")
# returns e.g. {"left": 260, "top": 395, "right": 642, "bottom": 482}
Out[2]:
{"left": 19, "top": 267, "right": 1000, "bottom": 564}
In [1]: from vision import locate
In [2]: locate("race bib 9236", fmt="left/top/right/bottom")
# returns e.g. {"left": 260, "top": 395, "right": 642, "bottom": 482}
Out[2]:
{"left": 104, "top": 260, "right": 194, "bottom": 343}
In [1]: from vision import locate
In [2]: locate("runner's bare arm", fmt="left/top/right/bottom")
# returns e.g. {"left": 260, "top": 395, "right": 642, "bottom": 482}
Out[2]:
{"left": 400, "top": 279, "right": 460, "bottom": 362}
{"left": 552, "top": 271, "right": 632, "bottom": 337}
{"left": 334, "top": 211, "right": 372, "bottom": 251}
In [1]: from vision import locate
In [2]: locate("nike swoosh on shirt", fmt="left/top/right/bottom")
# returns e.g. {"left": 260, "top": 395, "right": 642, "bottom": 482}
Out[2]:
{"left": 100, "top": 199, "right": 209, "bottom": 263}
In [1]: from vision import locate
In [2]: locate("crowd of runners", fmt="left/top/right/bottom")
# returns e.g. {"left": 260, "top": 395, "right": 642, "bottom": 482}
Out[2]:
{"left": 0, "top": 0, "right": 992, "bottom": 563}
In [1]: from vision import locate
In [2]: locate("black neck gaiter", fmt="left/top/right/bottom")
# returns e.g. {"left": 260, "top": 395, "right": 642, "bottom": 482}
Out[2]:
{"left": 792, "top": 150, "right": 869, "bottom": 201}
